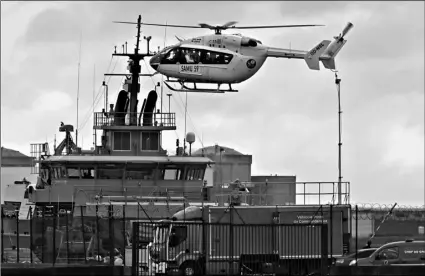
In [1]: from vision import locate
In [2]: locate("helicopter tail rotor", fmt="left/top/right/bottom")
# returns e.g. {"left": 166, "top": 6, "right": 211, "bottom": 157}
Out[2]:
{"left": 319, "top": 22, "right": 354, "bottom": 70}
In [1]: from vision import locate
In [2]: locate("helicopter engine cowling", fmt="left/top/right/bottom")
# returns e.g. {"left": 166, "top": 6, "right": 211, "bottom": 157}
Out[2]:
{"left": 241, "top": 37, "right": 258, "bottom": 47}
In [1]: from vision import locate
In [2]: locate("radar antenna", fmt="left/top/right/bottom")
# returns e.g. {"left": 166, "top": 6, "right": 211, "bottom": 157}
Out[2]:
{"left": 111, "top": 15, "right": 154, "bottom": 125}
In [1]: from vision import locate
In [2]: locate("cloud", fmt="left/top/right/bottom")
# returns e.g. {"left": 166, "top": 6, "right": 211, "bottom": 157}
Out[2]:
{"left": 1, "top": 1, "right": 423, "bottom": 206}
{"left": 383, "top": 124, "right": 424, "bottom": 172}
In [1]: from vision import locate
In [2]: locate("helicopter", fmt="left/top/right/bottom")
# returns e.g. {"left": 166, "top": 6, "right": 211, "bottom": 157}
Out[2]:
{"left": 115, "top": 20, "right": 354, "bottom": 93}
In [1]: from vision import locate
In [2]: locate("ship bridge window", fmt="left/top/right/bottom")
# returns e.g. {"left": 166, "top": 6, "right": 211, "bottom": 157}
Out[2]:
{"left": 81, "top": 168, "right": 95, "bottom": 179}
{"left": 67, "top": 167, "right": 80, "bottom": 179}
{"left": 161, "top": 165, "right": 185, "bottom": 180}
{"left": 52, "top": 166, "right": 66, "bottom": 179}
{"left": 126, "top": 164, "right": 155, "bottom": 180}
{"left": 97, "top": 165, "right": 124, "bottom": 179}
{"left": 141, "top": 132, "right": 159, "bottom": 151}
{"left": 113, "top": 131, "right": 131, "bottom": 151}
{"left": 185, "top": 167, "right": 205, "bottom": 180}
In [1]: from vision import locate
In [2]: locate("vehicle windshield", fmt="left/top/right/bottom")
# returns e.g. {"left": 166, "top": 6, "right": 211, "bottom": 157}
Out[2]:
{"left": 153, "top": 225, "right": 170, "bottom": 244}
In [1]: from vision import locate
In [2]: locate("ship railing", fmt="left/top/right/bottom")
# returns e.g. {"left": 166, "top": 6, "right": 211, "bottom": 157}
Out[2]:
{"left": 93, "top": 111, "right": 176, "bottom": 128}
{"left": 216, "top": 181, "right": 350, "bottom": 206}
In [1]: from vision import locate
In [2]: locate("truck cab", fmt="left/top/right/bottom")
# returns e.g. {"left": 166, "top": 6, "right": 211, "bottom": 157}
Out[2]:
{"left": 352, "top": 240, "right": 425, "bottom": 266}
{"left": 149, "top": 219, "right": 205, "bottom": 276}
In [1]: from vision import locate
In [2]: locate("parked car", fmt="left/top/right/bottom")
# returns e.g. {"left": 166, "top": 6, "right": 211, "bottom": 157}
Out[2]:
{"left": 333, "top": 248, "right": 378, "bottom": 266}
{"left": 351, "top": 239, "right": 425, "bottom": 266}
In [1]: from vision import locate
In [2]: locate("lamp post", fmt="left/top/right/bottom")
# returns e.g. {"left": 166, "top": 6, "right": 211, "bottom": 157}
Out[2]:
{"left": 143, "top": 36, "right": 152, "bottom": 54}
{"left": 335, "top": 72, "right": 342, "bottom": 205}
{"left": 102, "top": 81, "right": 108, "bottom": 113}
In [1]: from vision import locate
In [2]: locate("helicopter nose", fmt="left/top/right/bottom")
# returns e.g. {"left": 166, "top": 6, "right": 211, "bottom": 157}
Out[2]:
{"left": 150, "top": 54, "right": 160, "bottom": 70}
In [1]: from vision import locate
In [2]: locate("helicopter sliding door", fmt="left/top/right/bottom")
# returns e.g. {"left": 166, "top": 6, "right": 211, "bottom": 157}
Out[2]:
{"left": 159, "top": 46, "right": 235, "bottom": 83}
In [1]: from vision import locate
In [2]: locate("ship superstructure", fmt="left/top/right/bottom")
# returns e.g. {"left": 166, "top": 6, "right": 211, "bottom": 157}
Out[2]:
{"left": 24, "top": 15, "right": 216, "bottom": 264}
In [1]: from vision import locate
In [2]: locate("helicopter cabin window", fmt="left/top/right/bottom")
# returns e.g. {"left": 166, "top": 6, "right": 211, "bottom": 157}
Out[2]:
{"left": 125, "top": 164, "right": 155, "bottom": 180}
{"left": 200, "top": 50, "right": 233, "bottom": 65}
{"left": 67, "top": 167, "right": 80, "bottom": 179}
{"left": 81, "top": 168, "right": 95, "bottom": 179}
{"left": 113, "top": 131, "right": 131, "bottom": 151}
{"left": 163, "top": 48, "right": 183, "bottom": 64}
{"left": 97, "top": 165, "right": 124, "bottom": 179}
{"left": 180, "top": 48, "right": 201, "bottom": 64}
{"left": 141, "top": 132, "right": 159, "bottom": 151}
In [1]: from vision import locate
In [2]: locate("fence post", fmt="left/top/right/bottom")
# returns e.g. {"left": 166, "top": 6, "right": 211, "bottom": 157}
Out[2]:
{"left": 53, "top": 209, "right": 56, "bottom": 266}
{"left": 109, "top": 204, "right": 114, "bottom": 265}
{"left": 96, "top": 204, "right": 100, "bottom": 260}
{"left": 131, "top": 222, "right": 137, "bottom": 276}
{"left": 29, "top": 206, "right": 33, "bottom": 264}
{"left": 1, "top": 207, "right": 4, "bottom": 263}
{"left": 65, "top": 209, "right": 70, "bottom": 264}
{"left": 122, "top": 205, "right": 126, "bottom": 266}
{"left": 42, "top": 206, "right": 45, "bottom": 262}
{"left": 321, "top": 224, "right": 329, "bottom": 276}
{"left": 355, "top": 205, "right": 358, "bottom": 266}
{"left": 16, "top": 207, "right": 19, "bottom": 263}
{"left": 80, "top": 206, "right": 87, "bottom": 264}
{"left": 330, "top": 204, "right": 333, "bottom": 260}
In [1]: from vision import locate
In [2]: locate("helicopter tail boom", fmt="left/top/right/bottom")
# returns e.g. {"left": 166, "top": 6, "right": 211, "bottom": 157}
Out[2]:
{"left": 304, "top": 40, "right": 331, "bottom": 70}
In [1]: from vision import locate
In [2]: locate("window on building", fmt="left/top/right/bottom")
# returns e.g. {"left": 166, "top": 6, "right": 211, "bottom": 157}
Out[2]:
{"left": 141, "top": 132, "right": 159, "bottom": 151}
{"left": 113, "top": 132, "right": 131, "bottom": 151}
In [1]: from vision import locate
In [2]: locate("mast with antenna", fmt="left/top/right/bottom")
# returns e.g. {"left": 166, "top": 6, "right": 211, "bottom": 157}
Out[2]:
{"left": 93, "top": 64, "right": 96, "bottom": 147}
{"left": 76, "top": 31, "right": 82, "bottom": 147}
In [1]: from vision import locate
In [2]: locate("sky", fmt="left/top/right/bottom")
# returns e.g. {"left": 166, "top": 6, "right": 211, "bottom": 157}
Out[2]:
{"left": 1, "top": 1, "right": 424, "bottom": 206}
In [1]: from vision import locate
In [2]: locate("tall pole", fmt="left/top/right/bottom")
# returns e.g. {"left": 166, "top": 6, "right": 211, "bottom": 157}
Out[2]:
{"left": 129, "top": 15, "right": 142, "bottom": 126}
{"left": 335, "top": 73, "right": 342, "bottom": 204}
{"left": 76, "top": 31, "right": 82, "bottom": 147}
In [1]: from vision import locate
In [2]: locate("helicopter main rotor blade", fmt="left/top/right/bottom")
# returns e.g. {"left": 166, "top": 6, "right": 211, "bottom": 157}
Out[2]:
{"left": 221, "top": 21, "right": 238, "bottom": 28}
{"left": 231, "top": 24, "right": 325, "bottom": 29}
{"left": 113, "top": 21, "right": 203, "bottom": 29}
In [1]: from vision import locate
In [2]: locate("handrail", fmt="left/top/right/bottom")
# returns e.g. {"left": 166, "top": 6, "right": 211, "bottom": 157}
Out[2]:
{"left": 93, "top": 112, "right": 176, "bottom": 128}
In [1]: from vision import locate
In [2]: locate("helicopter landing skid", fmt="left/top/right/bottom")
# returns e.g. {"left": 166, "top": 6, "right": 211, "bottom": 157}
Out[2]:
{"left": 164, "top": 81, "right": 238, "bottom": 93}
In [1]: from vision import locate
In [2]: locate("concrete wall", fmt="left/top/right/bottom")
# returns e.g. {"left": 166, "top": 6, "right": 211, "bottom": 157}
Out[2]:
{"left": 250, "top": 175, "right": 296, "bottom": 206}
{"left": 207, "top": 154, "right": 252, "bottom": 185}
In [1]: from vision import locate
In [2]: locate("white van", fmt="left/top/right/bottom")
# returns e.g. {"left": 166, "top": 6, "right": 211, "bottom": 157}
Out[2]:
{"left": 351, "top": 239, "right": 425, "bottom": 266}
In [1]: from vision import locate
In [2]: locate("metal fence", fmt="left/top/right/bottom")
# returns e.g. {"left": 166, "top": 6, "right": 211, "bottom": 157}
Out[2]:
{"left": 132, "top": 221, "right": 329, "bottom": 276}
{"left": 2, "top": 203, "right": 424, "bottom": 275}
